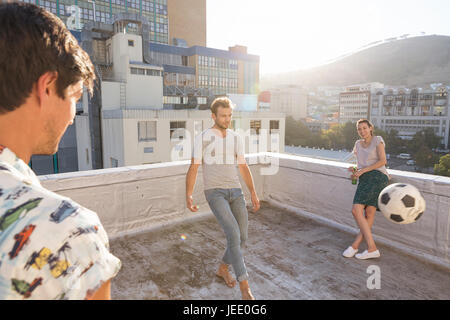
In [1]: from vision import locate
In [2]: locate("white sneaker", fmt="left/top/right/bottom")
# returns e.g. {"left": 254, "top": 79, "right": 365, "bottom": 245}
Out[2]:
{"left": 355, "top": 250, "right": 380, "bottom": 260}
{"left": 342, "top": 246, "right": 358, "bottom": 258}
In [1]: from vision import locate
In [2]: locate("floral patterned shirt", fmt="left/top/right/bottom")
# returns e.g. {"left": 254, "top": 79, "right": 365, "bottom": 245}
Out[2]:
{"left": 0, "top": 146, "right": 121, "bottom": 299}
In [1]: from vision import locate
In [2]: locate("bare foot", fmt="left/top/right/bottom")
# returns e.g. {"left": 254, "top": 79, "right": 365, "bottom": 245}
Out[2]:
{"left": 239, "top": 281, "right": 255, "bottom": 300}
{"left": 241, "top": 288, "right": 255, "bottom": 300}
{"left": 216, "top": 264, "right": 236, "bottom": 288}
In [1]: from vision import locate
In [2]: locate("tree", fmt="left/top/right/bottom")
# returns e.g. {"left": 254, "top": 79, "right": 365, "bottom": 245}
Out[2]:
{"left": 375, "top": 128, "right": 403, "bottom": 154}
{"left": 434, "top": 154, "right": 450, "bottom": 176}
{"left": 414, "top": 145, "right": 439, "bottom": 170}
{"left": 323, "top": 124, "right": 345, "bottom": 150}
{"left": 285, "top": 116, "right": 312, "bottom": 146}
{"left": 408, "top": 128, "right": 441, "bottom": 154}
{"left": 341, "top": 122, "right": 359, "bottom": 150}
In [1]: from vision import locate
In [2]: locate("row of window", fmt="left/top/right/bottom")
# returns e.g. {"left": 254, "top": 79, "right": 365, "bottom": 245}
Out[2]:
{"left": 164, "top": 73, "right": 195, "bottom": 88}
{"left": 130, "top": 67, "right": 162, "bottom": 76}
{"left": 127, "top": 0, "right": 140, "bottom": 9}
{"left": 384, "top": 93, "right": 446, "bottom": 100}
{"left": 383, "top": 102, "right": 443, "bottom": 107}
{"left": 340, "top": 112, "right": 367, "bottom": 117}
{"left": 341, "top": 107, "right": 368, "bottom": 112}
{"left": 137, "top": 120, "right": 281, "bottom": 142}
{"left": 198, "top": 56, "right": 238, "bottom": 69}
{"left": 162, "top": 96, "right": 207, "bottom": 105}
{"left": 383, "top": 119, "right": 444, "bottom": 125}
{"left": 22, "top": 0, "right": 167, "bottom": 14}
{"left": 381, "top": 112, "right": 447, "bottom": 117}
{"left": 198, "top": 76, "right": 238, "bottom": 89}
{"left": 385, "top": 126, "right": 442, "bottom": 135}
{"left": 22, "top": 0, "right": 169, "bottom": 42}
{"left": 149, "top": 51, "right": 185, "bottom": 66}
{"left": 198, "top": 67, "right": 238, "bottom": 78}
{"left": 163, "top": 96, "right": 188, "bottom": 104}
{"left": 341, "top": 94, "right": 369, "bottom": 98}
{"left": 340, "top": 101, "right": 369, "bottom": 105}
{"left": 108, "top": 0, "right": 166, "bottom": 11}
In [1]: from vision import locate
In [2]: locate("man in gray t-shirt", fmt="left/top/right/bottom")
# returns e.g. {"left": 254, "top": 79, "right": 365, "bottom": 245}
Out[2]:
{"left": 185, "top": 97, "right": 260, "bottom": 300}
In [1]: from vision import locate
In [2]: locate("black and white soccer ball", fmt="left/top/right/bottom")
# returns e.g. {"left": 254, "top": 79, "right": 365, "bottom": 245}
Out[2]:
{"left": 378, "top": 183, "right": 426, "bottom": 224}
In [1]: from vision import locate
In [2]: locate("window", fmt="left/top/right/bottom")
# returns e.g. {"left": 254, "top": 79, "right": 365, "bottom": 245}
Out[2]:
{"left": 110, "top": 158, "right": 118, "bottom": 168}
{"left": 138, "top": 121, "right": 157, "bottom": 141}
{"left": 250, "top": 120, "right": 261, "bottom": 135}
{"left": 146, "top": 69, "right": 161, "bottom": 76}
{"left": 132, "top": 67, "right": 161, "bottom": 76}
{"left": 144, "top": 147, "right": 154, "bottom": 153}
{"left": 128, "top": 40, "right": 135, "bottom": 47}
{"left": 270, "top": 120, "right": 280, "bottom": 134}
{"left": 170, "top": 121, "right": 186, "bottom": 140}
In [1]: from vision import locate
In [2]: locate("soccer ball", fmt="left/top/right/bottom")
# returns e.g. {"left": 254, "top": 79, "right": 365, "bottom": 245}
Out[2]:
{"left": 378, "top": 183, "right": 426, "bottom": 224}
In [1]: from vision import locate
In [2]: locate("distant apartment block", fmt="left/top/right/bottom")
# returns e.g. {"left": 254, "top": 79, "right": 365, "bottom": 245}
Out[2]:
{"left": 269, "top": 85, "right": 308, "bottom": 120}
{"left": 23, "top": 0, "right": 170, "bottom": 44}
{"left": 339, "top": 82, "right": 384, "bottom": 124}
{"left": 370, "top": 86, "right": 450, "bottom": 148}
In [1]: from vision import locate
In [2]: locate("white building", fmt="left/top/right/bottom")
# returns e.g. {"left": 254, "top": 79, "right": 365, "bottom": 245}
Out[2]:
{"left": 76, "top": 18, "right": 285, "bottom": 170}
{"left": 95, "top": 110, "right": 284, "bottom": 168}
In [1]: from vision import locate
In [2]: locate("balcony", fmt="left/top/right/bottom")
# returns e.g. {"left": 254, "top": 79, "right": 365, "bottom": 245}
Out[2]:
{"left": 40, "top": 153, "right": 450, "bottom": 299}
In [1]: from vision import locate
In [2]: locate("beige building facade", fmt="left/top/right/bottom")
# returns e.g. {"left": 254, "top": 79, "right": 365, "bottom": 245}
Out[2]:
{"left": 167, "top": 0, "right": 206, "bottom": 47}
{"left": 269, "top": 85, "right": 308, "bottom": 120}
{"left": 339, "top": 82, "right": 384, "bottom": 123}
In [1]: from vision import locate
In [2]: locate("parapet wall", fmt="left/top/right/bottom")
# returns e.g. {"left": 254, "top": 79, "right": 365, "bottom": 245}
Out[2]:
{"left": 262, "top": 153, "right": 449, "bottom": 270}
{"left": 40, "top": 153, "right": 450, "bottom": 269}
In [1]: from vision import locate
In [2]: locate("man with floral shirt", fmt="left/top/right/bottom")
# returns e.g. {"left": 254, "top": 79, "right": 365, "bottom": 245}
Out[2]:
{"left": 0, "top": 3, "right": 121, "bottom": 299}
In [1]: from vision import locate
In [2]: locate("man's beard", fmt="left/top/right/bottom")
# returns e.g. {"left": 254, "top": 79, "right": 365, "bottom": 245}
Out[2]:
{"left": 214, "top": 120, "right": 228, "bottom": 130}
{"left": 34, "top": 120, "right": 63, "bottom": 155}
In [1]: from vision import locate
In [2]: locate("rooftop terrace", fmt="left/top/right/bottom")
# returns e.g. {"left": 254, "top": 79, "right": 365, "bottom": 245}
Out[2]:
{"left": 109, "top": 204, "right": 449, "bottom": 300}
{"left": 40, "top": 153, "right": 450, "bottom": 300}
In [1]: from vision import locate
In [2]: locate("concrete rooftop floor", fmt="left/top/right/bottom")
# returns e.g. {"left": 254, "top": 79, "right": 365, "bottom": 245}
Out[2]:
{"left": 109, "top": 203, "right": 450, "bottom": 300}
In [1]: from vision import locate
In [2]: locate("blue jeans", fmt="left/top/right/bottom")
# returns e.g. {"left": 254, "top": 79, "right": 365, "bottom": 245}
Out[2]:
{"left": 204, "top": 188, "right": 249, "bottom": 282}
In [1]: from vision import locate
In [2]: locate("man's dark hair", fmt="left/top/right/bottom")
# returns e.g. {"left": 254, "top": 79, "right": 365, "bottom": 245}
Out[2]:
{"left": 0, "top": 2, "right": 95, "bottom": 114}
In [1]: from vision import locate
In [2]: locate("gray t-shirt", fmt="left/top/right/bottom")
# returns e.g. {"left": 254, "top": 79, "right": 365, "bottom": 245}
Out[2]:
{"left": 193, "top": 128, "right": 246, "bottom": 190}
{"left": 353, "top": 135, "right": 389, "bottom": 178}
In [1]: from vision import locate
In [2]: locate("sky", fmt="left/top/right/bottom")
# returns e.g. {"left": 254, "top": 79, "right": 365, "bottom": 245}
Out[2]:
{"left": 207, "top": 0, "right": 450, "bottom": 75}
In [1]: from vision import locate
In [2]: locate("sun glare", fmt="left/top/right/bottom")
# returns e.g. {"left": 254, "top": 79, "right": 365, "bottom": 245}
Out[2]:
{"left": 208, "top": 0, "right": 448, "bottom": 75}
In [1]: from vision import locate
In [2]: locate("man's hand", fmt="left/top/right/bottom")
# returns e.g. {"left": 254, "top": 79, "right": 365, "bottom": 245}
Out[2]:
{"left": 250, "top": 192, "right": 260, "bottom": 213}
{"left": 186, "top": 195, "right": 199, "bottom": 212}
